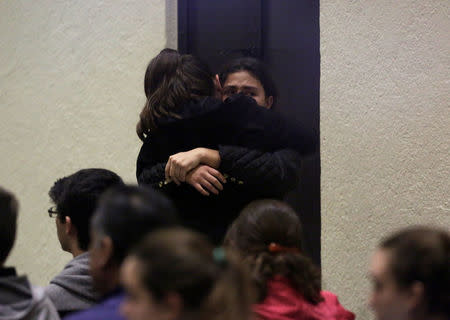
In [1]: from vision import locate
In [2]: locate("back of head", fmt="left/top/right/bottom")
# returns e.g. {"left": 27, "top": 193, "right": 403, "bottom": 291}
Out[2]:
{"left": 224, "top": 199, "right": 322, "bottom": 304}
{"left": 129, "top": 228, "right": 253, "bottom": 320}
{"left": 0, "top": 187, "right": 18, "bottom": 265}
{"left": 49, "top": 168, "right": 124, "bottom": 251}
{"left": 137, "top": 48, "right": 214, "bottom": 140}
{"left": 380, "top": 226, "right": 450, "bottom": 317}
{"left": 218, "top": 57, "right": 278, "bottom": 107}
{"left": 91, "top": 185, "right": 178, "bottom": 265}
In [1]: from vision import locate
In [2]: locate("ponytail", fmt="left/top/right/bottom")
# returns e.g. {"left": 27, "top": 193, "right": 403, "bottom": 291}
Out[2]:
{"left": 249, "top": 251, "right": 322, "bottom": 304}
{"left": 224, "top": 199, "right": 323, "bottom": 305}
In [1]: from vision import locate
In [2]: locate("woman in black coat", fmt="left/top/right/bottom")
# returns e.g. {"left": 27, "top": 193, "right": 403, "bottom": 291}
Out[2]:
{"left": 136, "top": 49, "right": 315, "bottom": 243}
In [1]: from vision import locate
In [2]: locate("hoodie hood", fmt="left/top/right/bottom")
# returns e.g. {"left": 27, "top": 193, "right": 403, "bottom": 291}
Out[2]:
{"left": 46, "top": 252, "right": 99, "bottom": 312}
{"left": 0, "top": 270, "right": 59, "bottom": 320}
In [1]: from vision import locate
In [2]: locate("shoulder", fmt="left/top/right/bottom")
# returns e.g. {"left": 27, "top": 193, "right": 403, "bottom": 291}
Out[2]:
{"left": 320, "top": 291, "right": 340, "bottom": 304}
{"left": 64, "top": 294, "right": 125, "bottom": 320}
{"left": 319, "top": 291, "right": 356, "bottom": 320}
{"left": 28, "top": 286, "right": 60, "bottom": 320}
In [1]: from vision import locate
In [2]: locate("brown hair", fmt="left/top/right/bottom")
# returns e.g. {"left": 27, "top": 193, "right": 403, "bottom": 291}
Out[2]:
{"left": 224, "top": 199, "right": 323, "bottom": 304}
{"left": 130, "top": 228, "right": 254, "bottom": 320}
{"left": 136, "top": 49, "right": 214, "bottom": 141}
{"left": 380, "top": 226, "right": 450, "bottom": 317}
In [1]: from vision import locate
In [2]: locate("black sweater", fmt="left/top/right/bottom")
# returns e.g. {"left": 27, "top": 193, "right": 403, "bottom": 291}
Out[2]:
{"left": 137, "top": 95, "right": 316, "bottom": 243}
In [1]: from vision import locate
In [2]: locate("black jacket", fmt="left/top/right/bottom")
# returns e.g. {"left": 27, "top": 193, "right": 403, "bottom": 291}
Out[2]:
{"left": 136, "top": 95, "right": 315, "bottom": 243}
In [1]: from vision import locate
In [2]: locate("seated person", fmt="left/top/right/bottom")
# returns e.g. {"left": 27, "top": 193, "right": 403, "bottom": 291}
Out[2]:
{"left": 224, "top": 199, "right": 355, "bottom": 320}
{"left": 120, "top": 228, "right": 253, "bottom": 320}
{"left": 65, "top": 185, "right": 178, "bottom": 320}
{"left": 369, "top": 226, "right": 449, "bottom": 320}
{"left": 0, "top": 187, "right": 60, "bottom": 320}
{"left": 46, "top": 168, "right": 124, "bottom": 317}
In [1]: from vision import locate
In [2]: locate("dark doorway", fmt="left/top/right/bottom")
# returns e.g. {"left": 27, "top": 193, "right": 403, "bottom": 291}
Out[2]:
{"left": 178, "top": 0, "right": 321, "bottom": 266}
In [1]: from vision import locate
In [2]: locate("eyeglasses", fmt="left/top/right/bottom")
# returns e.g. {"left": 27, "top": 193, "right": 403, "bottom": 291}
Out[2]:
{"left": 48, "top": 206, "right": 58, "bottom": 218}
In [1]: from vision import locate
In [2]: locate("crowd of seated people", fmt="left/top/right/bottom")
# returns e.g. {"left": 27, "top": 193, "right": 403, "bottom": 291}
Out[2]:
{"left": 2, "top": 180, "right": 448, "bottom": 320}
{"left": 1, "top": 50, "right": 448, "bottom": 320}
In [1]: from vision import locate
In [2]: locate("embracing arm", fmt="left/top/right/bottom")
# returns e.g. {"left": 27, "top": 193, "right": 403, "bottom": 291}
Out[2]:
{"left": 164, "top": 145, "right": 302, "bottom": 197}
{"left": 136, "top": 139, "right": 168, "bottom": 188}
{"left": 218, "top": 145, "right": 302, "bottom": 196}
{"left": 137, "top": 162, "right": 166, "bottom": 187}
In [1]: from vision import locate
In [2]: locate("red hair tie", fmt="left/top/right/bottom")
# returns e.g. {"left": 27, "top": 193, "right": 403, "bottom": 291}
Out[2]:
{"left": 268, "top": 243, "right": 301, "bottom": 254}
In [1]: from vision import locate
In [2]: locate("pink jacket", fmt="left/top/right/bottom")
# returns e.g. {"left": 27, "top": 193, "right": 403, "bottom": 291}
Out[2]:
{"left": 253, "top": 277, "right": 355, "bottom": 320}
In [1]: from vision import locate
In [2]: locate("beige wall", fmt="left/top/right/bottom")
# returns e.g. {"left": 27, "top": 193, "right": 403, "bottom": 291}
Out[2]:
{"left": 0, "top": 1, "right": 448, "bottom": 319}
{"left": 321, "top": 1, "right": 449, "bottom": 318}
{"left": 0, "top": 0, "right": 176, "bottom": 284}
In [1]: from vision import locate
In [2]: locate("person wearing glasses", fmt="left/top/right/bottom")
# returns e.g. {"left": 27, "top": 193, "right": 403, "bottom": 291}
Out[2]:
{"left": 46, "top": 168, "right": 124, "bottom": 318}
{"left": 0, "top": 186, "right": 60, "bottom": 320}
{"left": 65, "top": 185, "right": 179, "bottom": 320}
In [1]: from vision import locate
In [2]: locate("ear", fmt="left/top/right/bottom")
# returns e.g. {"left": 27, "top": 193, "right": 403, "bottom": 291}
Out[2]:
{"left": 214, "top": 74, "right": 222, "bottom": 90}
{"left": 266, "top": 95, "right": 274, "bottom": 109}
{"left": 408, "top": 281, "right": 425, "bottom": 310}
{"left": 213, "top": 74, "right": 222, "bottom": 99}
{"left": 64, "top": 216, "right": 74, "bottom": 236}
{"left": 97, "top": 236, "right": 115, "bottom": 269}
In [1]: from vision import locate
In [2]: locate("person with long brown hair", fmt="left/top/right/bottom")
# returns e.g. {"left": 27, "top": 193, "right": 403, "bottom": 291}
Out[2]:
{"left": 120, "top": 228, "right": 254, "bottom": 320}
{"left": 224, "top": 199, "right": 355, "bottom": 320}
{"left": 136, "top": 49, "right": 315, "bottom": 244}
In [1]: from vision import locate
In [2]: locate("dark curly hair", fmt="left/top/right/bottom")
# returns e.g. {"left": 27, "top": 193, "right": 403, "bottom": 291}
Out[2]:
{"left": 224, "top": 199, "right": 322, "bottom": 305}
{"left": 137, "top": 49, "right": 214, "bottom": 140}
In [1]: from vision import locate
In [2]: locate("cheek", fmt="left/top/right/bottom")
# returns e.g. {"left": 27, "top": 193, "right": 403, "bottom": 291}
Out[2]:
{"left": 252, "top": 94, "right": 268, "bottom": 108}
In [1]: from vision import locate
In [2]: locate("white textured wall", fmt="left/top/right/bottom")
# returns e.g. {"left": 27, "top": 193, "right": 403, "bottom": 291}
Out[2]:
{"left": 321, "top": 1, "right": 449, "bottom": 319}
{"left": 0, "top": 0, "right": 176, "bottom": 285}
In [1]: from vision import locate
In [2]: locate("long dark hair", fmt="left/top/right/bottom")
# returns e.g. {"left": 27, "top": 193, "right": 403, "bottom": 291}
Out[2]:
{"left": 218, "top": 57, "right": 278, "bottom": 107}
{"left": 137, "top": 49, "right": 214, "bottom": 140}
{"left": 224, "top": 199, "right": 322, "bottom": 304}
{"left": 129, "top": 228, "right": 254, "bottom": 320}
